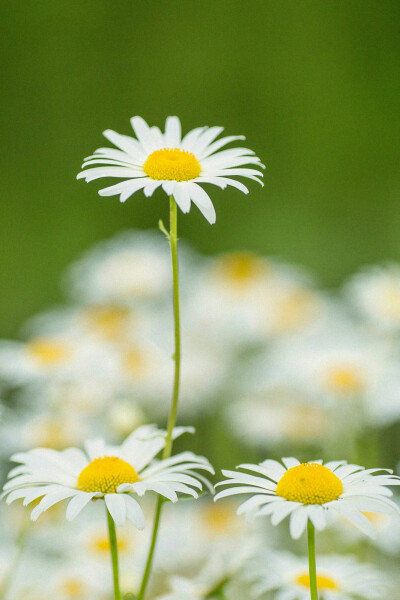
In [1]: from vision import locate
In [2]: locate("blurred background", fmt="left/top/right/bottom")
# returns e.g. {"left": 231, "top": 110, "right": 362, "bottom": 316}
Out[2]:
{"left": 1, "top": 0, "right": 400, "bottom": 336}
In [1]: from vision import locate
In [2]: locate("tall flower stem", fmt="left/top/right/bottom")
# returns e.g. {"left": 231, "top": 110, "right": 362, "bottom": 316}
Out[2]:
{"left": 107, "top": 507, "right": 122, "bottom": 600}
{"left": 137, "top": 196, "right": 181, "bottom": 600}
{"left": 307, "top": 520, "right": 318, "bottom": 600}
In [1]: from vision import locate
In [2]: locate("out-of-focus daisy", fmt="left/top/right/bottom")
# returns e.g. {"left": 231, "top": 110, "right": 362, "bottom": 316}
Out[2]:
{"left": 158, "top": 539, "right": 256, "bottom": 600}
{"left": 0, "top": 334, "right": 118, "bottom": 387}
{"left": 225, "top": 389, "right": 330, "bottom": 448}
{"left": 215, "top": 458, "right": 400, "bottom": 539}
{"left": 3, "top": 425, "right": 214, "bottom": 527}
{"left": 186, "top": 253, "right": 325, "bottom": 347}
{"left": 260, "top": 324, "right": 400, "bottom": 428}
{"left": 156, "top": 497, "right": 262, "bottom": 572}
{"left": 77, "top": 116, "right": 264, "bottom": 224}
{"left": 345, "top": 263, "right": 400, "bottom": 332}
{"left": 334, "top": 501, "right": 400, "bottom": 556}
{"left": 246, "top": 551, "right": 386, "bottom": 600}
{"left": 64, "top": 230, "right": 177, "bottom": 305}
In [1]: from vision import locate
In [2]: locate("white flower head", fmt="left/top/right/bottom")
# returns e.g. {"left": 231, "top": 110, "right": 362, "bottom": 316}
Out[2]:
{"left": 3, "top": 425, "right": 214, "bottom": 528}
{"left": 77, "top": 116, "right": 264, "bottom": 224}
{"left": 246, "top": 551, "right": 387, "bottom": 600}
{"left": 64, "top": 230, "right": 176, "bottom": 305}
{"left": 344, "top": 263, "right": 400, "bottom": 332}
{"left": 215, "top": 458, "right": 400, "bottom": 539}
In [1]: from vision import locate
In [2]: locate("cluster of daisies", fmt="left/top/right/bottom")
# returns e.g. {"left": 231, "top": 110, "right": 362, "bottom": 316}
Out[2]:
{"left": 1, "top": 117, "right": 400, "bottom": 599}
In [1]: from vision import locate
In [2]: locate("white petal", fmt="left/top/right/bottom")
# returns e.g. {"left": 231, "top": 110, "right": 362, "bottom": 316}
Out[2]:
{"left": 187, "top": 183, "right": 216, "bottom": 224}
{"left": 103, "top": 129, "right": 146, "bottom": 160}
{"left": 281, "top": 458, "right": 300, "bottom": 470}
{"left": 66, "top": 492, "right": 96, "bottom": 521}
{"left": 98, "top": 178, "right": 148, "bottom": 202}
{"left": 31, "top": 489, "right": 77, "bottom": 521}
{"left": 164, "top": 116, "right": 182, "bottom": 147}
{"left": 198, "top": 135, "right": 245, "bottom": 159}
{"left": 289, "top": 507, "right": 308, "bottom": 539}
{"left": 124, "top": 495, "right": 145, "bottom": 529}
{"left": 172, "top": 183, "right": 191, "bottom": 213}
{"left": 105, "top": 494, "right": 127, "bottom": 526}
{"left": 130, "top": 117, "right": 158, "bottom": 154}
{"left": 307, "top": 505, "right": 327, "bottom": 531}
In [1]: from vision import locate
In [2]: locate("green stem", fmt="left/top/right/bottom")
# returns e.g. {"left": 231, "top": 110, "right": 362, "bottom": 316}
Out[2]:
{"left": 137, "top": 196, "right": 181, "bottom": 600}
{"left": 307, "top": 520, "right": 318, "bottom": 600}
{"left": 0, "top": 519, "right": 30, "bottom": 600}
{"left": 107, "top": 507, "right": 122, "bottom": 600}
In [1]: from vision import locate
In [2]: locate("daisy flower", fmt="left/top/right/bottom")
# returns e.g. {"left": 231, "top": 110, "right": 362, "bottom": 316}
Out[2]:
{"left": 214, "top": 458, "right": 400, "bottom": 539}
{"left": 3, "top": 425, "right": 214, "bottom": 528}
{"left": 246, "top": 551, "right": 386, "bottom": 600}
{"left": 77, "top": 116, "right": 264, "bottom": 224}
{"left": 344, "top": 263, "right": 400, "bottom": 332}
{"left": 64, "top": 230, "right": 176, "bottom": 305}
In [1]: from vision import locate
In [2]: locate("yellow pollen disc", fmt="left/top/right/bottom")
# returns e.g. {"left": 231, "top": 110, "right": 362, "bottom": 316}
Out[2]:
{"left": 276, "top": 463, "right": 343, "bottom": 505}
{"left": 276, "top": 290, "right": 316, "bottom": 332}
{"left": 124, "top": 348, "right": 149, "bottom": 378}
{"left": 143, "top": 148, "right": 201, "bottom": 181}
{"left": 89, "top": 533, "right": 128, "bottom": 555}
{"left": 85, "top": 306, "right": 130, "bottom": 339}
{"left": 384, "top": 288, "right": 400, "bottom": 318}
{"left": 296, "top": 572, "right": 339, "bottom": 591}
{"left": 77, "top": 456, "right": 139, "bottom": 494}
{"left": 202, "top": 504, "right": 236, "bottom": 534}
{"left": 27, "top": 338, "right": 70, "bottom": 365}
{"left": 215, "top": 252, "right": 268, "bottom": 287}
{"left": 60, "top": 578, "right": 86, "bottom": 598}
{"left": 325, "top": 366, "right": 364, "bottom": 394}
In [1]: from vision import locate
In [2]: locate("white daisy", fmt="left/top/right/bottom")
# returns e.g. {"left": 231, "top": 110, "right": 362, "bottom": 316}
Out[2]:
{"left": 215, "top": 458, "right": 400, "bottom": 539}
{"left": 77, "top": 116, "right": 264, "bottom": 224}
{"left": 246, "top": 551, "right": 386, "bottom": 600}
{"left": 184, "top": 252, "right": 325, "bottom": 348}
{"left": 3, "top": 425, "right": 214, "bottom": 528}
{"left": 64, "top": 230, "right": 176, "bottom": 305}
{"left": 344, "top": 263, "right": 400, "bottom": 332}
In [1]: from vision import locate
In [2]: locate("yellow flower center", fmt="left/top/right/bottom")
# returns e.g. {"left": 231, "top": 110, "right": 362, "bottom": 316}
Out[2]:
{"left": 124, "top": 347, "right": 149, "bottom": 378}
{"left": 384, "top": 287, "right": 400, "bottom": 318}
{"left": 77, "top": 456, "right": 139, "bottom": 494}
{"left": 276, "top": 463, "right": 343, "bottom": 505}
{"left": 296, "top": 572, "right": 339, "bottom": 590}
{"left": 214, "top": 252, "right": 268, "bottom": 288}
{"left": 60, "top": 578, "right": 86, "bottom": 598}
{"left": 275, "top": 290, "right": 317, "bottom": 332}
{"left": 201, "top": 503, "right": 236, "bottom": 534}
{"left": 88, "top": 533, "right": 129, "bottom": 555}
{"left": 325, "top": 365, "right": 364, "bottom": 395}
{"left": 85, "top": 306, "right": 130, "bottom": 339}
{"left": 27, "top": 338, "right": 70, "bottom": 365}
{"left": 143, "top": 148, "right": 201, "bottom": 181}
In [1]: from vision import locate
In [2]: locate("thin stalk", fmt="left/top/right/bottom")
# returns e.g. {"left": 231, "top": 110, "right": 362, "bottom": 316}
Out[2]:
{"left": 137, "top": 196, "right": 181, "bottom": 600}
{"left": 307, "top": 520, "right": 318, "bottom": 600}
{"left": 107, "top": 507, "right": 122, "bottom": 600}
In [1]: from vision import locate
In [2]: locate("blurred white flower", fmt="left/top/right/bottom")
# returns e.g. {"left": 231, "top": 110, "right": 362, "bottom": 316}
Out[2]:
{"left": 185, "top": 253, "right": 326, "bottom": 347}
{"left": 345, "top": 263, "right": 400, "bottom": 332}
{"left": 64, "top": 230, "right": 176, "bottom": 305}
{"left": 246, "top": 551, "right": 386, "bottom": 600}
{"left": 0, "top": 334, "right": 118, "bottom": 387}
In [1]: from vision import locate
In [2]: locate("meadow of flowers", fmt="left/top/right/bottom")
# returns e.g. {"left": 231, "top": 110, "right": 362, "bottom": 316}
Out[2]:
{"left": 1, "top": 116, "right": 400, "bottom": 599}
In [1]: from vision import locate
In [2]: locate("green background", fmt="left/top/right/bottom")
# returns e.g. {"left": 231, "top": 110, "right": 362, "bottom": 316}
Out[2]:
{"left": 1, "top": 1, "right": 400, "bottom": 337}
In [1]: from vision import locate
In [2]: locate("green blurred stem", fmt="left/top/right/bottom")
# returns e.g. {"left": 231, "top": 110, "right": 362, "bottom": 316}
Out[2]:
{"left": 0, "top": 519, "right": 30, "bottom": 600}
{"left": 107, "top": 507, "right": 122, "bottom": 600}
{"left": 307, "top": 520, "right": 318, "bottom": 600}
{"left": 137, "top": 196, "right": 181, "bottom": 600}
